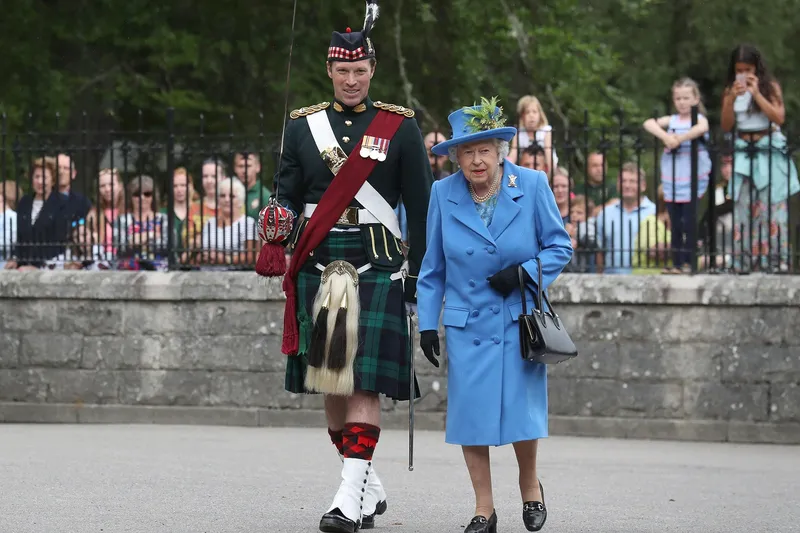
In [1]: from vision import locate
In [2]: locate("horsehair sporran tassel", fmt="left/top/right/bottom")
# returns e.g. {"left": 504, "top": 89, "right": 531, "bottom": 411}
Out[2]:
{"left": 305, "top": 261, "right": 361, "bottom": 396}
{"left": 307, "top": 292, "right": 331, "bottom": 368}
{"left": 327, "top": 291, "right": 349, "bottom": 370}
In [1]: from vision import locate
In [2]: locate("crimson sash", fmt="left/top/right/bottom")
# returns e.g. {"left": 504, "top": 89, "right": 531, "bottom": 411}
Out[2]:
{"left": 282, "top": 110, "right": 405, "bottom": 355}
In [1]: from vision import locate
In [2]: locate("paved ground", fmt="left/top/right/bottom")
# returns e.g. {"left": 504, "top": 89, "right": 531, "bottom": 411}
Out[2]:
{"left": 0, "top": 425, "right": 798, "bottom": 533}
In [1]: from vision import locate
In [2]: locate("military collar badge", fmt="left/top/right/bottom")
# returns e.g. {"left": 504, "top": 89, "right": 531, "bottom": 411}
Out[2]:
{"left": 360, "top": 135, "right": 389, "bottom": 161}
{"left": 333, "top": 101, "right": 367, "bottom": 113}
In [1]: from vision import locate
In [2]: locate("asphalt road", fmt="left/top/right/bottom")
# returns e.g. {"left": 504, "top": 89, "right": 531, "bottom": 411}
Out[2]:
{"left": 1, "top": 425, "right": 798, "bottom": 533}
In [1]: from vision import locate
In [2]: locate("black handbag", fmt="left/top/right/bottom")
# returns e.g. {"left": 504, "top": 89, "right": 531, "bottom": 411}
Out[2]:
{"left": 518, "top": 264, "right": 578, "bottom": 364}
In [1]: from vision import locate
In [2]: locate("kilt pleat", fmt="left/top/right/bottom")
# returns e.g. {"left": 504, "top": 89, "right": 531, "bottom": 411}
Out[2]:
{"left": 284, "top": 231, "right": 419, "bottom": 401}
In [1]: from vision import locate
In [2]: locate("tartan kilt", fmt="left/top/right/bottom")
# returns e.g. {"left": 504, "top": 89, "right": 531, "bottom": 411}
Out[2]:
{"left": 284, "top": 230, "right": 420, "bottom": 401}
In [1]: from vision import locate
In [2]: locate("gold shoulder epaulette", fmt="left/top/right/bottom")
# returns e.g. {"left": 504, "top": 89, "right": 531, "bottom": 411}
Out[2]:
{"left": 289, "top": 102, "right": 330, "bottom": 119}
{"left": 373, "top": 101, "right": 415, "bottom": 118}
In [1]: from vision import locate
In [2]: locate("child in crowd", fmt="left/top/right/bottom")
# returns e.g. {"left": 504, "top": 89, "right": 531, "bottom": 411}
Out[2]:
{"left": 509, "top": 95, "right": 558, "bottom": 172}
{"left": 643, "top": 77, "right": 711, "bottom": 273}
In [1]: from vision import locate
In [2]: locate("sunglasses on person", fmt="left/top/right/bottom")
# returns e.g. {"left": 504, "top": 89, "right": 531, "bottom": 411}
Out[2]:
{"left": 133, "top": 190, "right": 153, "bottom": 198}
{"left": 71, "top": 218, "right": 86, "bottom": 228}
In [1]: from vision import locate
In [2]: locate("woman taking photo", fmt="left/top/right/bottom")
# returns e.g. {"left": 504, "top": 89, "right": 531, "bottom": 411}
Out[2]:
{"left": 417, "top": 98, "right": 572, "bottom": 533}
{"left": 720, "top": 43, "right": 799, "bottom": 272}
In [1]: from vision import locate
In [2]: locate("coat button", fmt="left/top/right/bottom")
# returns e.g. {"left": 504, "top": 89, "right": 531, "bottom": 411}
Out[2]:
{"left": 487, "top": 246, "right": 496, "bottom": 254}
{"left": 473, "top": 338, "right": 481, "bottom": 346}
{"left": 471, "top": 310, "right": 479, "bottom": 318}
{"left": 466, "top": 247, "right": 474, "bottom": 255}
{"left": 469, "top": 279, "right": 476, "bottom": 287}
{"left": 492, "top": 336, "right": 501, "bottom": 344}
{"left": 492, "top": 306, "right": 500, "bottom": 314}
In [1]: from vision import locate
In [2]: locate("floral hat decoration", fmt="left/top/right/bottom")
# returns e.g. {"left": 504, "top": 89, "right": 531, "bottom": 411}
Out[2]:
{"left": 431, "top": 96, "right": 518, "bottom": 156}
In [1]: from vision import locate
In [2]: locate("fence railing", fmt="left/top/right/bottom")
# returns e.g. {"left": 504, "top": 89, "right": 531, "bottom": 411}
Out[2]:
{"left": 0, "top": 108, "right": 798, "bottom": 274}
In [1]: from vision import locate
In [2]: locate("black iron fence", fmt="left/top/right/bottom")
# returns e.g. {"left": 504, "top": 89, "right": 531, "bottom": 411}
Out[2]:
{"left": 1, "top": 108, "right": 798, "bottom": 274}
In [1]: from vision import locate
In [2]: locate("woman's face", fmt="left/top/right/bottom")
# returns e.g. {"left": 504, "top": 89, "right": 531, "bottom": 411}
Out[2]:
{"left": 32, "top": 168, "right": 53, "bottom": 197}
{"left": 521, "top": 104, "right": 541, "bottom": 132}
{"left": 202, "top": 164, "right": 221, "bottom": 196}
{"left": 98, "top": 172, "right": 119, "bottom": 206}
{"left": 217, "top": 184, "right": 238, "bottom": 217}
{"left": 173, "top": 173, "right": 189, "bottom": 203}
{"left": 552, "top": 174, "right": 570, "bottom": 207}
{"left": 456, "top": 140, "right": 500, "bottom": 189}
{"left": 131, "top": 188, "right": 154, "bottom": 215}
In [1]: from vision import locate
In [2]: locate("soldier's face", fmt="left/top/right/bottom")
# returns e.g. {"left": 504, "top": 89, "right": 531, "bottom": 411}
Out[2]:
{"left": 327, "top": 60, "right": 374, "bottom": 107}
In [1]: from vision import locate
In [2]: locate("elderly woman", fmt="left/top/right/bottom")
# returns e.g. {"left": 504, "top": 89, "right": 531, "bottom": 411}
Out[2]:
{"left": 199, "top": 176, "right": 258, "bottom": 267}
{"left": 417, "top": 98, "right": 572, "bottom": 533}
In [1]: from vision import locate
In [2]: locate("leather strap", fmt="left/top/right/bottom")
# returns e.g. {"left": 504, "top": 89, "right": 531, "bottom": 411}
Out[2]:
{"left": 518, "top": 262, "right": 554, "bottom": 315}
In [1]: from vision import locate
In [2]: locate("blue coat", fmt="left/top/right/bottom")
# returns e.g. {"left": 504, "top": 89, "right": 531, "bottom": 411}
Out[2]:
{"left": 417, "top": 161, "right": 572, "bottom": 446}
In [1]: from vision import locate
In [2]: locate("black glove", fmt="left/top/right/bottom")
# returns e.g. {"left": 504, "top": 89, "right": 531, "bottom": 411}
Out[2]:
{"left": 419, "top": 330, "right": 440, "bottom": 368}
{"left": 487, "top": 265, "right": 531, "bottom": 297}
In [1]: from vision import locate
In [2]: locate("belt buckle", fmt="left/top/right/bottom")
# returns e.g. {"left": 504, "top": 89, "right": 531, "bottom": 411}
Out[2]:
{"left": 336, "top": 207, "right": 358, "bottom": 226}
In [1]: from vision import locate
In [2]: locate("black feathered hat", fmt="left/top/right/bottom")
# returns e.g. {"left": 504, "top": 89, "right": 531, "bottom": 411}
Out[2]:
{"left": 327, "top": 0, "right": 380, "bottom": 62}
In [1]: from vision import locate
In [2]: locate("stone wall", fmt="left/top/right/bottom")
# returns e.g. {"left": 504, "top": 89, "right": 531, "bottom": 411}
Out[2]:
{"left": 0, "top": 271, "right": 798, "bottom": 444}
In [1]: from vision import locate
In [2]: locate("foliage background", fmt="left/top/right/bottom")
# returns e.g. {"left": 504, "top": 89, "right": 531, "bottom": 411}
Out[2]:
{"left": 1, "top": 0, "right": 798, "bottom": 184}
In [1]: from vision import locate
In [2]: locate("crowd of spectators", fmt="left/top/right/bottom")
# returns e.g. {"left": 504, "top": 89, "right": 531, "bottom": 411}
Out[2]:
{"left": 0, "top": 44, "right": 796, "bottom": 275}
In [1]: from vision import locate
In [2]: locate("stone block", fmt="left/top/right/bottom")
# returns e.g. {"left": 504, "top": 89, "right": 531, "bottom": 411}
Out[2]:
{"left": 20, "top": 333, "right": 83, "bottom": 368}
{"left": 0, "top": 333, "right": 20, "bottom": 367}
{"left": 257, "top": 408, "right": 328, "bottom": 428}
{"left": 727, "top": 421, "right": 800, "bottom": 444}
{"left": 548, "top": 415, "right": 729, "bottom": 442}
{"left": 0, "top": 402, "right": 79, "bottom": 423}
{"left": 118, "top": 370, "right": 211, "bottom": 406}
{"left": 188, "top": 302, "right": 284, "bottom": 336}
{"left": 183, "top": 335, "right": 283, "bottom": 372}
{"left": 178, "top": 272, "right": 283, "bottom": 301}
{"left": 123, "top": 302, "right": 189, "bottom": 335}
{"left": 56, "top": 301, "right": 124, "bottom": 336}
{"left": 548, "top": 341, "right": 621, "bottom": 379}
{"left": 1, "top": 300, "right": 57, "bottom": 332}
{"left": 548, "top": 378, "right": 682, "bottom": 418}
{"left": 721, "top": 345, "right": 800, "bottom": 384}
{"left": 0, "top": 369, "right": 49, "bottom": 402}
{"left": 770, "top": 383, "right": 800, "bottom": 423}
{"left": 208, "top": 371, "right": 292, "bottom": 408}
{"left": 42, "top": 369, "right": 120, "bottom": 404}
{"left": 414, "top": 374, "right": 447, "bottom": 412}
{"left": 82, "top": 336, "right": 182, "bottom": 370}
{"left": 301, "top": 393, "right": 326, "bottom": 410}
{"left": 619, "top": 342, "right": 723, "bottom": 381}
{"left": 683, "top": 382, "right": 769, "bottom": 422}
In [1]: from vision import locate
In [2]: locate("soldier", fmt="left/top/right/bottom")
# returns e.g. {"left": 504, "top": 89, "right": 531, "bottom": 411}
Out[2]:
{"left": 273, "top": 1, "right": 433, "bottom": 532}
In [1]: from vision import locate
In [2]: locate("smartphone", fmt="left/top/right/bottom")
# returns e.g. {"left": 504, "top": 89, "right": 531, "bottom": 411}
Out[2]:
{"left": 736, "top": 73, "right": 746, "bottom": 85}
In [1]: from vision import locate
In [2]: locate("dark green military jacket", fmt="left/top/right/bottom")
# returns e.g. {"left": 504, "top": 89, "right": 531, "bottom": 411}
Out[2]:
{"left": 275, "top": 97, "right": 433, "bottom": 302}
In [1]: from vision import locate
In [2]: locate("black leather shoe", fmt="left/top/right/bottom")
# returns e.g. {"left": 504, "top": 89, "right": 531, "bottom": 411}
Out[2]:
{"left": 360, "top": 499, "right": 387, "bottom": 529}
{"left": 522, "top": 481, "right": 547, "bottom": 531}
{"left": 464, "top": 510, "right": 497, "bottom": 533}
{"left": 319, "top": 508, "right": 358, "bottom": 533}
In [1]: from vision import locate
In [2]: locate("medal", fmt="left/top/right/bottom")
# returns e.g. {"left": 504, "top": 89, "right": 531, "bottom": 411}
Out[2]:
{"left": 360, "top": 135, "right": 390, "bottom": 162}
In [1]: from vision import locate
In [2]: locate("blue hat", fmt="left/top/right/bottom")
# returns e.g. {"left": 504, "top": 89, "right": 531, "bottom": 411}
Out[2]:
{"left": 432, "top": 97, "right": 517, "bottom": 156}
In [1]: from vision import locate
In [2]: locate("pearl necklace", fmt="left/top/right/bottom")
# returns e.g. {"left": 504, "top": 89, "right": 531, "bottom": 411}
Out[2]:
{"left": 469, "top": 169, "right": 500, "bottom": 203}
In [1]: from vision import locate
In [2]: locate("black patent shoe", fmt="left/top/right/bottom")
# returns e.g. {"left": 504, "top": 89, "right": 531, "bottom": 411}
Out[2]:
{"left": 522, "top": 481, "right": 547, "bottom": 531}
{"left": 464, "top": 510, "right": 497, "bottom": 533}
{"left": 360, "top": 499, "right": 387, "bottom": 530}
{"left": 319, "top": 508, "right": 358, "bottom": 533}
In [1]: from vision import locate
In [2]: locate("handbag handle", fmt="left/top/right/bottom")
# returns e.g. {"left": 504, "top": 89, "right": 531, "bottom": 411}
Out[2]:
{"left": 518, "top": 262, "right": 557, "bottom": 317}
